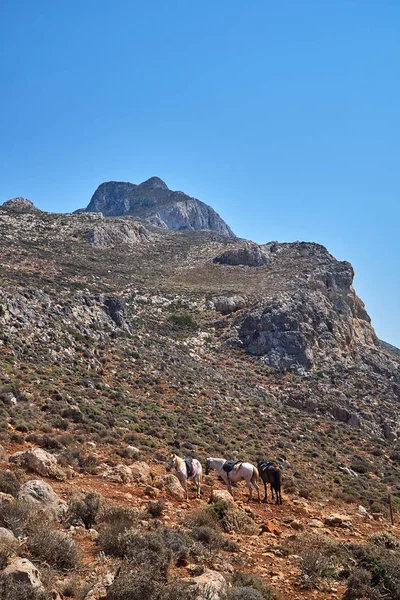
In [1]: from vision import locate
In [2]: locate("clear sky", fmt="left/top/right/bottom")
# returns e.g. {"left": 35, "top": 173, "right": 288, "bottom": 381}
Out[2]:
{"left": 1, "top": 1, "right": 399, "bottom": 346}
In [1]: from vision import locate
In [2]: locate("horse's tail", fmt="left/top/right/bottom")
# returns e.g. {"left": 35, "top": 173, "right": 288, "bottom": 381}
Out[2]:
{"left": 251, "top": 466, "right": 259, "bottom": 485}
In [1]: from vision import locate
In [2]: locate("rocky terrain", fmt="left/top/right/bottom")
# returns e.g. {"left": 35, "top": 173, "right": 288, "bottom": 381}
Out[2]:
{"left": 76, "top": 177, "right": 235, "bottom": 237}
{"left": 0, "top": 193, "right": 399, "bottom": 599}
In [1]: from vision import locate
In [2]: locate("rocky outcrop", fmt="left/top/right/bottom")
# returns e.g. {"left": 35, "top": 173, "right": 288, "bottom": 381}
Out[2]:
{"left": 79, "top": 178, "right": 235, "bottom": 237}
{"left": 1, "top": 197, "right": 41, "bottom": 214}
{"left": 163, "top": 474, "right": 186, "bottom": 500}
{"left": 10, "top": 448, "right": 65, "bottom": 480}
{"left": 18, "top": 480, "right": 67, "bottom": 519}
{"left": 214, "top": 245, "right": 268, "bottom": 267}
{"left": 238, "top": 245, "right": 378, "bottom": 371}
{"left": 84, "top": 219, "right": 151, "bottom": 248}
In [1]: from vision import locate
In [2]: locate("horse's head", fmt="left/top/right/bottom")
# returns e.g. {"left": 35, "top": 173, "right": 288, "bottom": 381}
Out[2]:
{"left": 166, "top": 454, "right": 176, "bottom": 472}
{"left": 205, "top": 457, "right": 211, "bottom": 475}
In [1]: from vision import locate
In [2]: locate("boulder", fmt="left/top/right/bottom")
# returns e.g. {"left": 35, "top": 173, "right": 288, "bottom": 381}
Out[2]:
{"left": 18, "top": 480, "right": 67, "bottom": 519}
{"left": 129, "top": 461, "right": 151, "bottom": 483}
{"left": 125, "top": 446, "right": 140, "bottom": 460}
{"left": 182, "top": 569, "right": 227, "bottom": 600}
{"left": 9, "top": 447, "right": 65, "bottom": 480}
{"left": 1, "top": 558, "right": 43, "bottom": 589}
{"left": 209, "top": 489, "right": 234, "bottom": 504}
{"left": 0, "top": 527, "right": 18, "bottom": 545}
{"left": 208, "top": 295, "right": 246, "bottom": 315}
{"left": 324, "top": 513, "right": 353, "bottom": 528}
{"left": 163, "top": 474, "right": 186, "bottom": 500}
{"left": 214, "top": 245, "right": 269, "bottom": 267}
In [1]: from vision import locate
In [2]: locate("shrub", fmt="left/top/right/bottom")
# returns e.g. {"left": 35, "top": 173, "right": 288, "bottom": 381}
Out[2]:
{"left": 148, "top": 499, "right": 166, "bottom": 518}
{"left": 205, "top": 501, "right": 258, "bottom": 535}
{"left": 0, "top": 470, "right": 21, "bottom": 497}
{"left": 187, "top": 508, "right": 218, "bottom": 529}
{"left": 119, "top": 529, "right": 172, "bottom": 578}
{"left": 106, "top": 569, "right": 192, "bottom": 600}
{"left": 68, "top": 491, "right": 101, "bottom": 529}
{"left": 369, "top": 530, "right": 399, "bottom": 549}
{"left": 232, "top": 573, "right": 279, "bottom": 600}
{"left": 97, "top": 504, "right": 140, "bottom": 556}
{"left": 28, "top": 525, "right": 78, "bottom": 570}
{"left": 0, "top": 578, "right": 46, "bottom": 600}
{"left": 342, "top": 569, "right": 373, "bottom": 600}
{"left": 190, "top": 526, "right": 223, "bottom": 554}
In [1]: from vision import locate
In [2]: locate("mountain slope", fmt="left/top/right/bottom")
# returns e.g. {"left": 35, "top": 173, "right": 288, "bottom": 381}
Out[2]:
{"left": 78, "top": 177, "right": 235, "bottom": 237}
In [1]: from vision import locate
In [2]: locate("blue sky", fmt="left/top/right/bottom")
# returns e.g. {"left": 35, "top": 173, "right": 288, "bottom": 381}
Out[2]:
{"left": 1, "top": 1, "right": 399, "bottom": 346}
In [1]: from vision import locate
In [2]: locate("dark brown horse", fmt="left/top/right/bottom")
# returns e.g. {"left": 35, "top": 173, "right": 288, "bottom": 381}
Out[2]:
{"left": 257, "top": 460, "right": 282, "bottom": 504}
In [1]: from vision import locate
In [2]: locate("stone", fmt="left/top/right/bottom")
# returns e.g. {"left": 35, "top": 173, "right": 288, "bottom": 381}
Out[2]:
{"left": 0, "top": 492, "right": 15, "bottom": 507}
{"left": 18, "top": 479, "right": 67, "bottom": 519}
{"left": 9, "top": 447, "right": 65, "bottom": 480}
{"left": 209, "top": 489, "right": 235, "bottom": 504}
{"left": 0, "top": 444, "right": 8, "bottom": 461}
{"left": 1, "top": 558, "right": 43, "bottom": 589}
{"left": 163, "top": 474, "right": 186, "bottom": 500}
{"left": 260, "top": 521, "right": 282, "bottom": 536}
{"left": 129, "top": 461, "right": 151, "bottom": 483}
{"left": 0, "top": 527, "right": 18, "bottom": 545}
{"left": 83, "top": 572, "right": 115, "bottom": 599}
{"left": 125, "top": 445, "right": 140, "bottom": 459}
{"left": 182, "top": 569, "right": 227, "bottom": 600}
{"left": 290, "top": 519, "right": 305, "bottom": 531}
{"left": 324, "top": 513, "right": 353, "bottom": 528}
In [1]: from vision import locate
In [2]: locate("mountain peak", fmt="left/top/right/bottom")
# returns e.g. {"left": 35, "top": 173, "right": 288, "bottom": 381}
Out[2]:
{"left": 82, "top": 178, "right": 235, "bottom": 237}
{"left": 139, "top": 177, "right": 169, "bottom": 190}
{"left": 1, "top": 197, "right": 41, "bottom": 214}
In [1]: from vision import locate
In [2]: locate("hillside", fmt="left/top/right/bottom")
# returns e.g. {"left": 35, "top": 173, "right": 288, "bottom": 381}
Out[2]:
{"left": 0, "top": 198, "right": 399, "bottom": 599}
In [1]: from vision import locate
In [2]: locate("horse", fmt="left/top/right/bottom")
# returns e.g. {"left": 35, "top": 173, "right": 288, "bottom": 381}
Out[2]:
{"left": 205, "top": 457, "right": 260, "bottom": 502}
{"left": 165, "top": 454, "right": 202, "bottom": 500}
{"left": 257, "top": 460, "right": 282, "bottom": 504}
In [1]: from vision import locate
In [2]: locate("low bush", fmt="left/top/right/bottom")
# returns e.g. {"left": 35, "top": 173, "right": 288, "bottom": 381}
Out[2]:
{"left": 97, "top": 504, "right": 140, "bottom": 556}
{"left": 106, "top": 569, "right": 192, "bottom": 600}
{"left": 28, "top": 524, "right": 78, "bottom": 570}
{"left": 0, "top": 578, "right": 46, "bottom": 600}
{"left": 0, "top": 470, "right": 21, "bottom": 497}
{"left": 68, "top": 491, "right": 101, "bottom": 529}
{"left": 148, "top": 499, "right": 166, "bottom": 518}
{"left": 231, "top": 573, "right": 279, "bottom": 600}
{"left": 205, "top": 501, "right": 258, "bottom": 535}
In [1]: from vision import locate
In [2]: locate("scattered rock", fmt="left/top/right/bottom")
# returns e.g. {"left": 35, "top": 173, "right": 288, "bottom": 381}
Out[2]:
{"left": 324, "top": 513, "right": 353, "bottom": 528}
{"left": 9, "top": 447, "right": 65, "bottom": 480}
{"left": 260, "top": 521, "right": 282, "bottom": 536}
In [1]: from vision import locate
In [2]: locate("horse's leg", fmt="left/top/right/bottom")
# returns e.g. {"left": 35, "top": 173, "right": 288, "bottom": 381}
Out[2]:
{"left": 270, "top": 483, "right": 275, "bottom": 502}
{"left": 196, "top": 475, "right": 201, "bottom": 498}
{"left": 246, "top": 477, "right": 253, "bottom": 502}
{"left": 223, "top": 473, "right": 233, "bottom": 497}
{"left": 262, "top": 478, "right": 267, "bottom": 503}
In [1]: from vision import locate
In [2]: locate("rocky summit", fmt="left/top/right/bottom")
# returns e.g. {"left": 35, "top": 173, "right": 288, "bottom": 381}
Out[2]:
{"left": 77, "top": 176, "right": 235, "bottom": 237}
{"left": 0, "top": 187, "right": 399, "bottom": 600}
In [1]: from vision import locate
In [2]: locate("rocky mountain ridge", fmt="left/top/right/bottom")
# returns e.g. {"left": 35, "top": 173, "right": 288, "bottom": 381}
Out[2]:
{"left": 76, "top": 177, "right": 235, "bottom": 237}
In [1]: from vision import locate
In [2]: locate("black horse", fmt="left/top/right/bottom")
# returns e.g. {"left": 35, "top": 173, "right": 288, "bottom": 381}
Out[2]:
{"left": 257, "top": 460, "right": 282, "bottom": 504}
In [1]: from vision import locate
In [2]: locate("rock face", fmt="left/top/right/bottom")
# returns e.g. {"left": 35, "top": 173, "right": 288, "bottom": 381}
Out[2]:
{"left": 79, "top": 178, "right": 235, "bottom": 237}
{"left": 237, "top": 243, "right": 378, "bottom": 371}
{"left": 1, "top": 197, "right": 41, "bottom": 213}
{"left": 214, "top": 245, "right": 269, "bottom": 267}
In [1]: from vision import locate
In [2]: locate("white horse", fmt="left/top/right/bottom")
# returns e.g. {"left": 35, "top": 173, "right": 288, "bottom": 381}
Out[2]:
{"left": 205, "top": 457, "right": 261, "bottom": 502}
{"left": 166, "top": 454, "right": 202, "bottom": 500}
